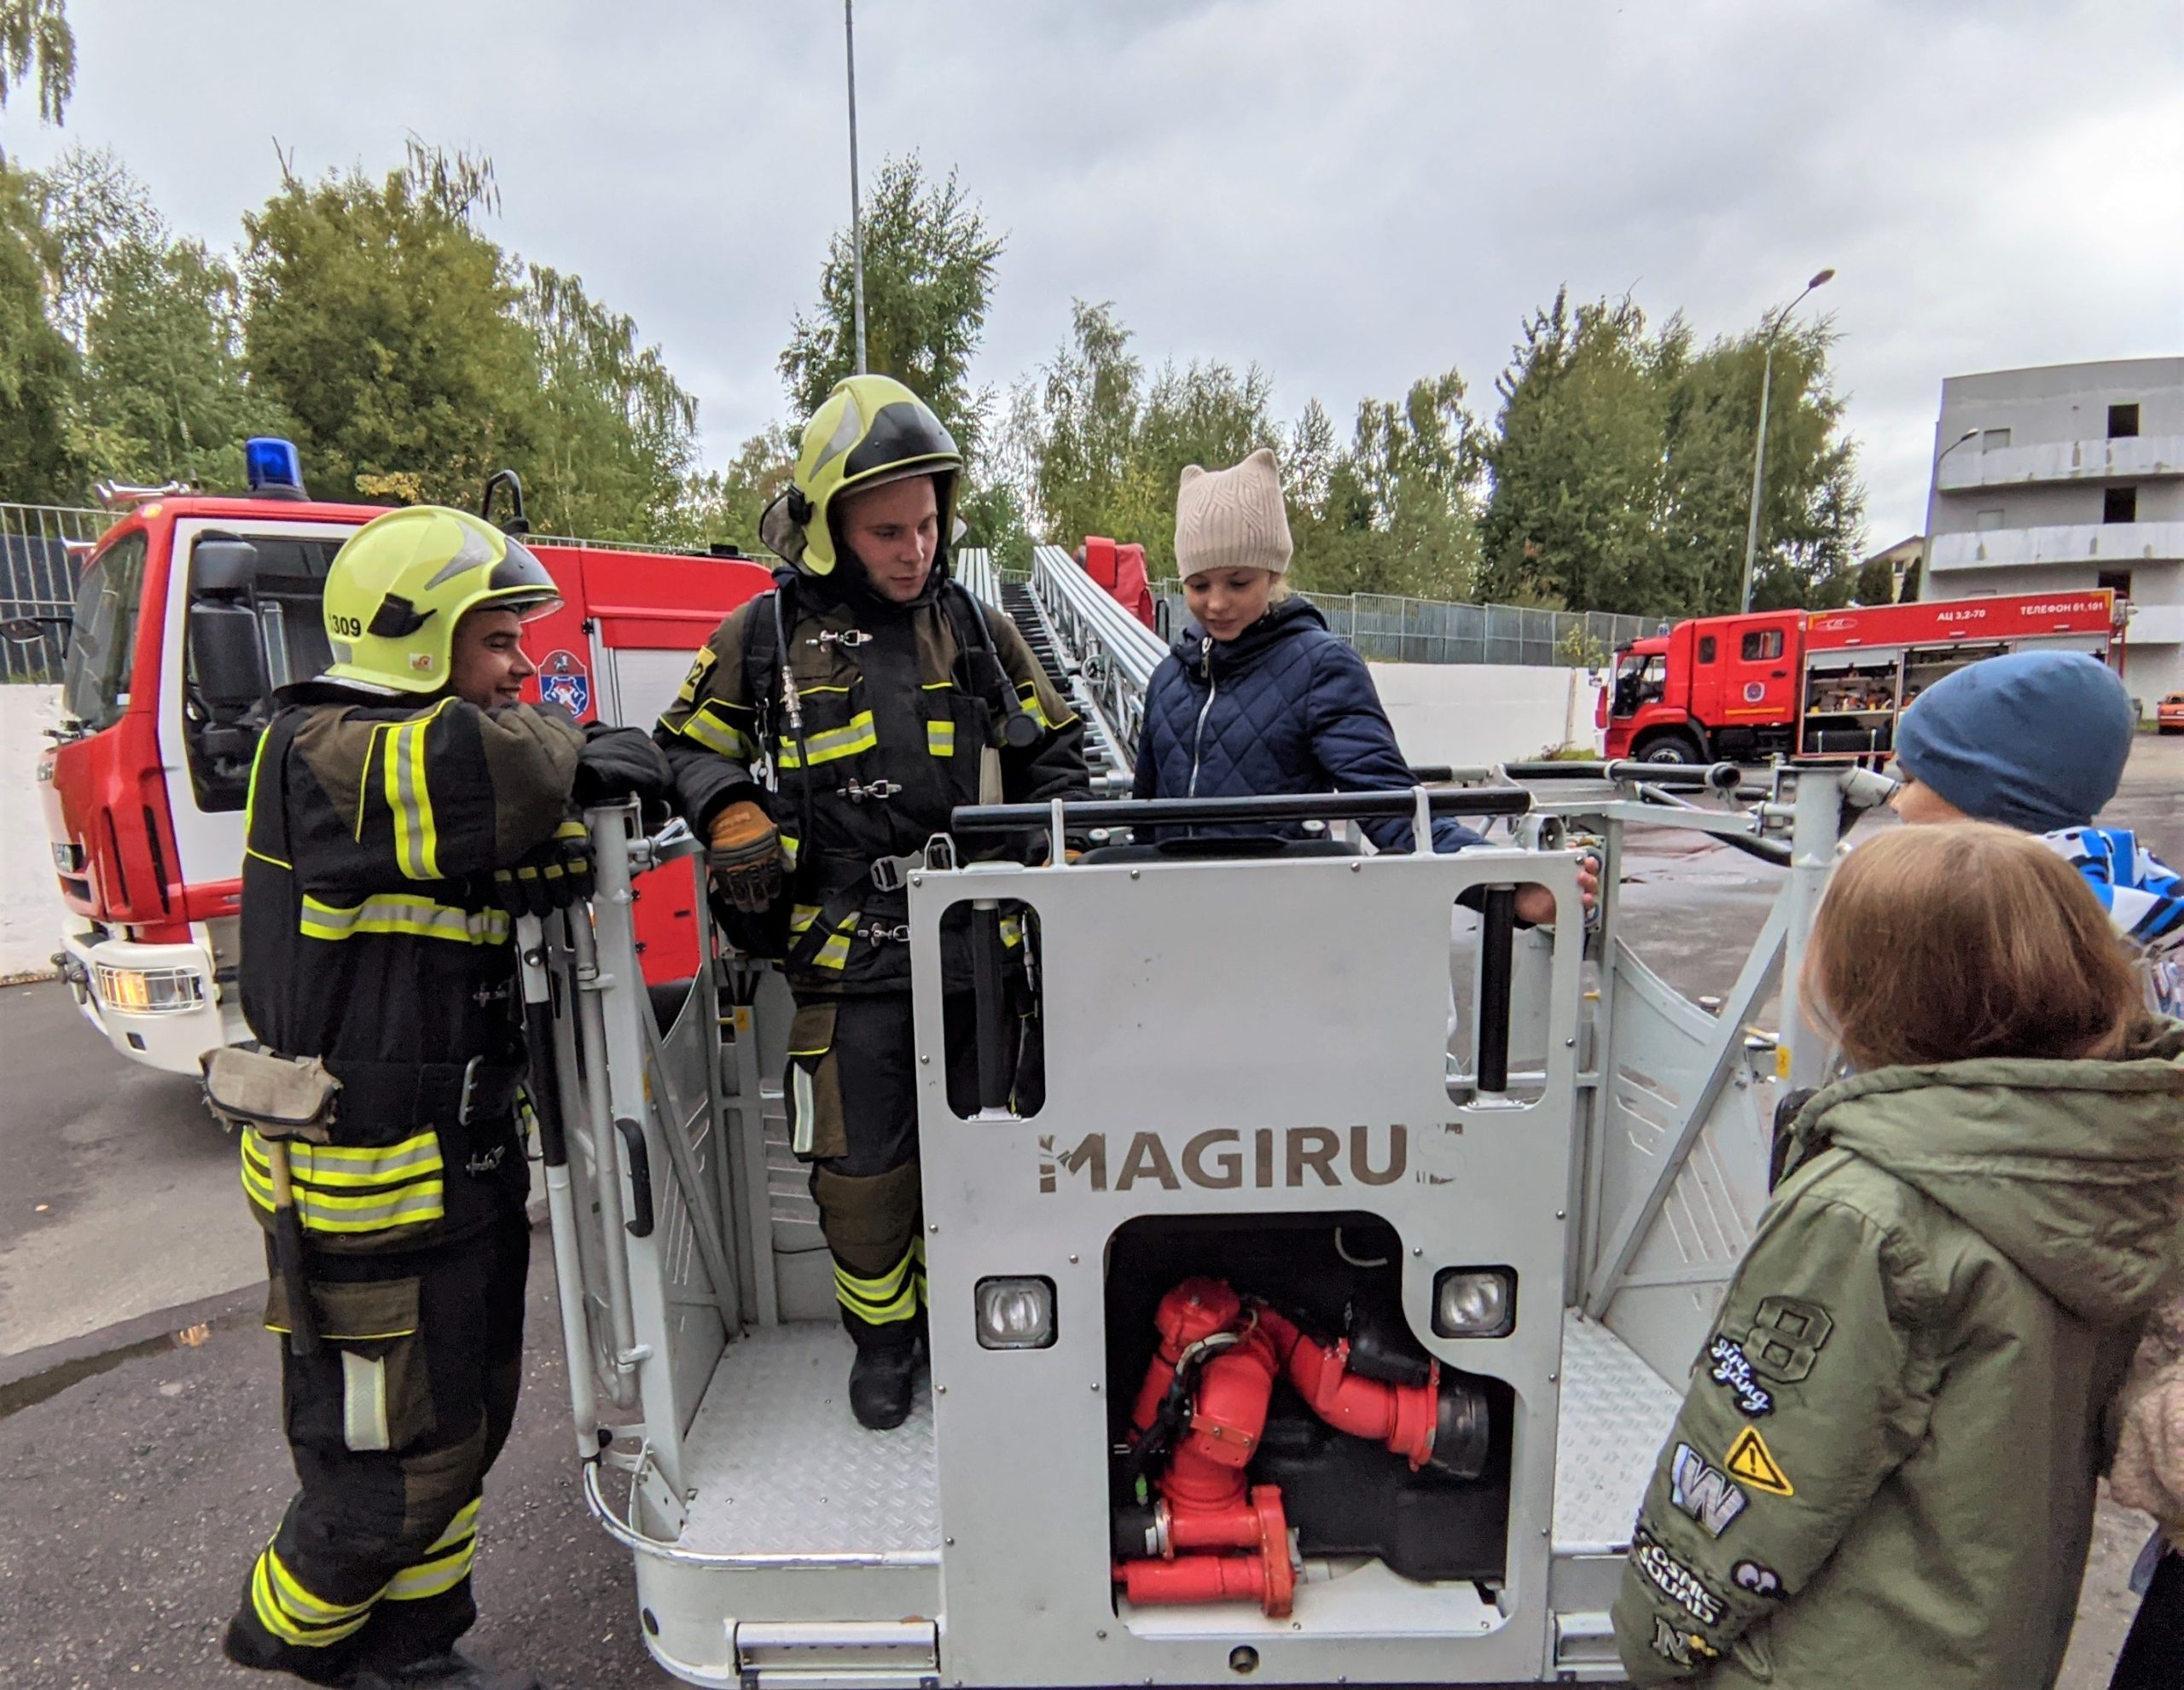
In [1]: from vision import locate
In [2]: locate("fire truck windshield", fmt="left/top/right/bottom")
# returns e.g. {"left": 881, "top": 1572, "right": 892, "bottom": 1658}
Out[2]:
{"left": 61, "top": 531, "right": 148, "bottom": 731}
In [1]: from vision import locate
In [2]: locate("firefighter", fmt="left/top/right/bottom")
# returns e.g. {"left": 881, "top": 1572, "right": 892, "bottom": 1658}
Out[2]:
{"left": 657, "top": 375, "right": 1088, "bottom": 1430}
{"left": 219, "top": 506, "right": 670, "bottom": 1690}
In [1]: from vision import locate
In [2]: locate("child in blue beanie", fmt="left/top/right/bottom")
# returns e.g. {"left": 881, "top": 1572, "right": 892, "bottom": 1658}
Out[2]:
{"left": 1893, "top": 649, "right": 2182, "bottom": 1018}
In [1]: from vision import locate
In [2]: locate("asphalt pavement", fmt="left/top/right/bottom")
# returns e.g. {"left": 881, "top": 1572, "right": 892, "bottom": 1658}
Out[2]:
{"left": 3, "top": 737, "right": 2179, "bottom": 1688}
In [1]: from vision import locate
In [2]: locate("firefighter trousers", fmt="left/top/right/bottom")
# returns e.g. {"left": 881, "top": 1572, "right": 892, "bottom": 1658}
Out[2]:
{"left": 224, "top": 1210, "right": 529, "bottom": 1683}
{"left": 795, "top": 990, "right": 1036, "bottom": 1345}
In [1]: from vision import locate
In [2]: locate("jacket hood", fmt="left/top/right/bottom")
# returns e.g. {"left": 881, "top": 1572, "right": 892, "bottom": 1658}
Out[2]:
{"left": 1791, "top": 1019, "right": 2184, "bottom": 1324}
{"left": 1173, "top": 595, "right": 1328, "bottom": 677}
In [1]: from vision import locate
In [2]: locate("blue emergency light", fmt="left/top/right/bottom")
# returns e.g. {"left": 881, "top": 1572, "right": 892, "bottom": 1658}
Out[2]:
{"left": 245, "top": 437, "right": 307, "bottom": 500}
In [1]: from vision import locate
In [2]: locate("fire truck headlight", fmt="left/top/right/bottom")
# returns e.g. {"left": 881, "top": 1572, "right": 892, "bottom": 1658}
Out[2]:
{"left": 94, "top": 964, "right": 206, "bottom": 1015}
{"left": 1432, "top": 1268, "right": 1516, "bottom": 1339}
{"left": 975, "top": 1277, "right": 1056, "bottom": 1350}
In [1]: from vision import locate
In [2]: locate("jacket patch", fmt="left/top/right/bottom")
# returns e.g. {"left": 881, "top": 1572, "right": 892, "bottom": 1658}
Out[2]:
{"left": 1745, "top": 1294, "right": 1833, "bottom": 1384}
{"left": 1723, "top": 1426, "right": 1794, "bottom": 1496}
{"left": 1670, "top": 1443, "right": 1749, "bottom": 1537}
{"left": 1705, "top": 1335, "right": 1774, "bottom": 1416}
{"left": 1632, "top": 1528, "right": 1724, "bottom": 1626}
{"left": 1733, "top": 1559, "right": 1786, "bottom": 1600}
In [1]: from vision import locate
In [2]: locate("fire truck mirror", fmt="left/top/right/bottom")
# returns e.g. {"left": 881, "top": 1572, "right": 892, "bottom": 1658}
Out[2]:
{"left": 190, "top": 599, "right": 269, "bottom": 711}
{"left": 191, "top": 539, "right": 260, "bottom": 599}
{"left": 2, "top": 614, "right": 52, "bottom": 643}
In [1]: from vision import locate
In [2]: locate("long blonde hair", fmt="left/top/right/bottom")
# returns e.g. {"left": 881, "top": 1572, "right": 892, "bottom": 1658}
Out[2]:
{"left": 1804, "top": 822, "right": 2135, "bottom": 1069}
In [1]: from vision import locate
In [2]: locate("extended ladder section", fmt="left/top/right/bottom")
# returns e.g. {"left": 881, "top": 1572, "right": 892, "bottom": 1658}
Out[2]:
{"left": 956, "top": 545, "right": 1168, "bottom": 790}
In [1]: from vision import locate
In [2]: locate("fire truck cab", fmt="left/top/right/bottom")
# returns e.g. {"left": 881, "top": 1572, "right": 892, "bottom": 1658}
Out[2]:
{"left": 32, "top": 441, "right": 772, "bottom": 1074}
{"left": 1601, "top": 591, "right": 2120, "bottom": 765}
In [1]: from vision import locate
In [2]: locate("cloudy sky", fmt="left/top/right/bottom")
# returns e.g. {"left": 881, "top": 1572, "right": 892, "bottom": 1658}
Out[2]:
{"left": 12, "top": 1, "right": 2181, "bottom": 549}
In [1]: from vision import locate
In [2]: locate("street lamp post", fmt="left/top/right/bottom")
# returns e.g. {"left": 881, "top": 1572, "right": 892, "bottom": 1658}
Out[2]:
{"left": 1738, "top": 268, "right": 1836, "bottom": 614}
{"left": 845, "top": 0, "right": 868, "bottom": 375}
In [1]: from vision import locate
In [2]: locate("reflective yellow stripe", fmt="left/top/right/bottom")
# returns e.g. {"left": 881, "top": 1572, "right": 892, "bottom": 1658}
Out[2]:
{"left": 679, "top": 700, "right": 756, "bottom": 760}
{"left": 386, "top": 1502, "right": 480, "bottom": 1602}
{"left": 810, "top": 911, "right": 856, "bottom": 972}
{"left": 385, "top": 1539, "right": 474, "bottom": 1601}
{"left": 789, "top": 903, "right": 821, "bottom": 936}
{"left": 1000, "top": 915, "right": 1023, "bottom": 950}
{"left": 300, "top": 893, "right": 509, "bottom": 946}
{"left": 835, "top": 1252, "right": 920, "bottom": 1322}
{"left": 1015, "top": 680, "right": 1077, "bottom": 730}
{"left": 383, "top": 704, "right": 448, "bottom": 880}
{"left": 776, "top": 711, "right": 878, "bottom": 769}
{"left": 243, "top": 1128, "right": 446, "bottom": 1236}
{"left": 250, "top": 1545, "right": 379, "bottom": 1646}
{"left": 927, "top": 720, "right": 956, "bottom": 757}
{"left": 428, "top": 1497, "right": 480, "bottom": 1553}
{"left": 247, "top": 846, "right": 294, "bottom": 870}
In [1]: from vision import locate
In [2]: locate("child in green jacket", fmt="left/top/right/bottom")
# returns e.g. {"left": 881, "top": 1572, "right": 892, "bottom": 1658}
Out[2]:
{"left": 1613, "top": 822, "right": 2184, "bottom": 1689}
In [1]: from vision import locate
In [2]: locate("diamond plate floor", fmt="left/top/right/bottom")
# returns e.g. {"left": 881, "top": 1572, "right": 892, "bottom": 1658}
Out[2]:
{"left": 678, "top": 1321, "right": 940, "bottom": 1557}
{"left": 1552, "top": 1309, "right": 1682, "bottom": 1554}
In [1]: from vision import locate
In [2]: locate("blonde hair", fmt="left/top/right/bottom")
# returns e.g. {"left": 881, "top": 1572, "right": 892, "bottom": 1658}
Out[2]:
{"left": 1804, "top": 822, "right": 2135, "bottom": 1070}
{"left": 1268, "top": 576, "right": 1294, "bottom": 604}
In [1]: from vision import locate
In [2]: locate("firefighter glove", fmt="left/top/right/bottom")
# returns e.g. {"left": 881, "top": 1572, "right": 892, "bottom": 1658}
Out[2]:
{"left": 574, "top": 724, "right": 676, "bottom": 818}
{"left": 709, "top": 800, "right": 784, "bottom": 913}
{"left": 494, "top": 818, "right": 593, "bottom": 917}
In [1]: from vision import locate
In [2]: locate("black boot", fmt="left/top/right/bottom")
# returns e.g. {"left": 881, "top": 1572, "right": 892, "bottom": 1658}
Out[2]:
{"left": 347, "top": 1650, "right": 545, "bottom": 1690}
{"left": 848, "top": 1323, "right": 921, "bottom": 1430}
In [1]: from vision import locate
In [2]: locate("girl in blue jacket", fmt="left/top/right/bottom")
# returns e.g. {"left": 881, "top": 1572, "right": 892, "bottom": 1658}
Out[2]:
{"left": 1132, "top": 449, "right": 1586, "bottom": 924}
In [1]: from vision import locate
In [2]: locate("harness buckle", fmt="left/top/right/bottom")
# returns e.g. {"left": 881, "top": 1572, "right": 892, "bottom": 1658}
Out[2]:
{"left": 840, "top": 778, "right": 902, "bottom": 804}
{"left": 857, "top": 922, "right": 913, "bottom": 946}
{"left": 869, "top": 834, "right": 958, "bottom": 891}
{"left": 810, "top": 628, "right": 870, "bottom": 648}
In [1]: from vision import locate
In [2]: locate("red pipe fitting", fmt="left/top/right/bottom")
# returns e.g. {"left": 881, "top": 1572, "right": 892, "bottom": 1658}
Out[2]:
{"left": 1257, "top": 1309, "right": 1442, "bottom": 1470}
{"left": 1118, "top": 1485, "right": 1297, "bottom": 1617}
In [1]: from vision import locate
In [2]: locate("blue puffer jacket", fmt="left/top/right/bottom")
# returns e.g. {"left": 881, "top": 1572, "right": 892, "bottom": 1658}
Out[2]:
{"left": 1132, "top": 597, "right": 1483, "bottom": 853}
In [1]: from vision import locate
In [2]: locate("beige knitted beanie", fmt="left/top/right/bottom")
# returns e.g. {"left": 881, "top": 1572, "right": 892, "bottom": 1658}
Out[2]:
{"left": 1173, "top": 448, "right": 1293, "bottom": 578}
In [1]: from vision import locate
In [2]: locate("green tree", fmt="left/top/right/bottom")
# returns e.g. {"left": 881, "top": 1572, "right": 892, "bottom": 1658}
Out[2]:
{"left": 779, "top": 154, "right": 1002, "bottom": 457}
{"left": 1292, "top": 371, "right": 1484, "bottom": 601}
{"left": 0, "top": 159, "right": 78, "bottom": 499}
{"left": 0, "top": 0, "right": 73, "bottom": 131}
{"left": 241, "top": 142, "right": 537, "bottom": 506}
{"left": 36, "top": 148, "right": 286, "bottom": 491}
{"left": 1480, "top": 288, "right": 1865, "bottom": 618}
{"left": 518, "top": 263, "right": 697, "bottom": 538}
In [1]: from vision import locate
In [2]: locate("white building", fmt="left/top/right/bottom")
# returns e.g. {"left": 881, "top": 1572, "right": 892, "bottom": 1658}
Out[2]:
{"left": 1919, "top": 356, "right": 2182, "bottom": 713}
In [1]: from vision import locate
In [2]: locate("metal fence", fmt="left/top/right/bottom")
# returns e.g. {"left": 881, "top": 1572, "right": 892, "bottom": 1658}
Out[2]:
{"left": 1151, "top": 586, "right": 1652, "bottom": 669}
{"left": 0, "top": 505, "right": 119, "bottom": 682}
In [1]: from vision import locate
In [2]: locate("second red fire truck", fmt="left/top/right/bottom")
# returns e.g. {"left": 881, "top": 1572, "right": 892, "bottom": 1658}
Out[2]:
{"left": 1600, "top": 589, "right": 2122, "bottom": 765}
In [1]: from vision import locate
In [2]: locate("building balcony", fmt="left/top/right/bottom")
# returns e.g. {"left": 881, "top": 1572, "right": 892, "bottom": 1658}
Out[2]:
{"left": 1927, "top": 520, "right": 2184, "bottom": 573}
{"left": 1936, "top": 433, "right": 2184, "bottom": 491}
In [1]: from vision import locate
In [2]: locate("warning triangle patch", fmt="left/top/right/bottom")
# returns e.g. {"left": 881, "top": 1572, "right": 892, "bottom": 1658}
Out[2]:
{"left": 1723, "top": 1426, "right": 1793, "bottom": 1496}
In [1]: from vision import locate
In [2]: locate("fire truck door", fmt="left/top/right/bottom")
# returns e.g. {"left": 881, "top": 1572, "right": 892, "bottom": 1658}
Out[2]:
{"left": 1718, "top": 613, "right": 1800, "bottom": 727}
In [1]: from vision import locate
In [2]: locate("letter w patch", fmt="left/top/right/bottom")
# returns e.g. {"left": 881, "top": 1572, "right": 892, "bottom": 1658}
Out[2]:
{"left": 1670, "top": 1443, "right": 1748, "bottom": 1537}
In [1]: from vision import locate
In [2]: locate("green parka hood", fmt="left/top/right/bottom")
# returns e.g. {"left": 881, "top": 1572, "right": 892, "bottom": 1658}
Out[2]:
{"left": 1786, "top": 1019, "right": 2184, "bottom": 1326}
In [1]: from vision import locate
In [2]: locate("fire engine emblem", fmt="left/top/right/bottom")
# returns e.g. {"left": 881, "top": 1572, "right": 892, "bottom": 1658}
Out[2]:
{"left": 538, "top": 649, "right": 590, "bottom": 717}
{"left": 1742, "top": 681, "right": 1765, "bottom": 703}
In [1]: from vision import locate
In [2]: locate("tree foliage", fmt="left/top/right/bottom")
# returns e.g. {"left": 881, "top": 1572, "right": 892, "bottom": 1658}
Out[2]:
{"left": 780, "top": 155, "right": 1002, "bottom": 459}
{"left": 1480, "top": 287, "right": 1864, "bottom": 616}
{"left": 0, "top": 0, "right": 73, "bottom": 130}
{"left": 0, "top": 159, "right": 78, "bottom": 499}
{"left": 241, "top": 142, "right": 536, "bottom": 507}
{"left": 518, "top": 263, "right": 698, "bottom": 538}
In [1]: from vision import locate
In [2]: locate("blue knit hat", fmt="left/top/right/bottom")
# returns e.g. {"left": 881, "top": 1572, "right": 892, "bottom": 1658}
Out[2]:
{"left": 1893, "top": 650, "right": 2135, "bottom": 833}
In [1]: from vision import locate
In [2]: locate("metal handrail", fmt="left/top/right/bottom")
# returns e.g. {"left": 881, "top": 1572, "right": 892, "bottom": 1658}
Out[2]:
{"left": 1029, "top": 544, "right": 1166, "bottom": 763}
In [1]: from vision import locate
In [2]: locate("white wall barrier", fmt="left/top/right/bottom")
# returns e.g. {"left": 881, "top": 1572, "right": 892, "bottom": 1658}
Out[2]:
{"left": 1368, "top": 662, "right": 1604, "bottom": 770}
{"left": 2, "top": 684, "right": 65, "bottom": 979}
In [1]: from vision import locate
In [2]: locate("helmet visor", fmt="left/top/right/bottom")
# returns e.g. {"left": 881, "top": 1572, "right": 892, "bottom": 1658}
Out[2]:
{"left": 474, "top": 534, "right": 562, "bottom": 620}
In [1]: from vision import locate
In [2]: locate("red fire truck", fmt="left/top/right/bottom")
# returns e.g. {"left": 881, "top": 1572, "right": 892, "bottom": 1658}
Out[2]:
{"left": 1599, "top": 589, "right": 2121, "bottom": 765}
{"left": 32, "top": 442, "right": 772, "bottom": 1074}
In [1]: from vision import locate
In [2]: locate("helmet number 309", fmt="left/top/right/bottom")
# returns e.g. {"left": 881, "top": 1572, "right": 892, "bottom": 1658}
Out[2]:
{"left": 329, "top": 614, "right": 363, "bottom": 638}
